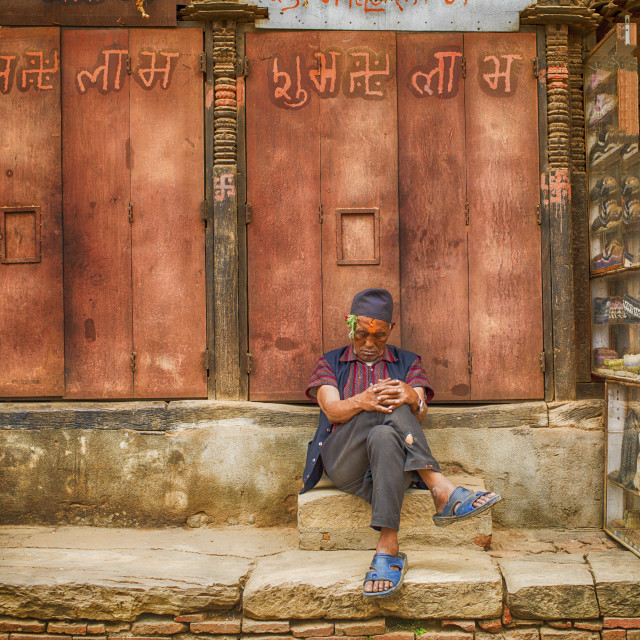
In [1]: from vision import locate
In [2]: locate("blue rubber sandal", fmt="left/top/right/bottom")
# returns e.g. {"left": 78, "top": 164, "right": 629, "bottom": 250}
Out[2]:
{"left": 362, "top": 551, "right": 407, "bottom": 598}
{"left": 432, "top": 486, "right": 502, "bottom": 528}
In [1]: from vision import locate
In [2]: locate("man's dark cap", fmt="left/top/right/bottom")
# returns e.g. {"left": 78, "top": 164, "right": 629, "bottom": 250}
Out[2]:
{"left": 350, "top": 288, "right": 393, "bottom": 323}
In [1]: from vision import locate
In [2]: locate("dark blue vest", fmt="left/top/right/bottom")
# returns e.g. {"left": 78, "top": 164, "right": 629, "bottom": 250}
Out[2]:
{"left": 300, "top": 344, "right": 422, "bottom": 493}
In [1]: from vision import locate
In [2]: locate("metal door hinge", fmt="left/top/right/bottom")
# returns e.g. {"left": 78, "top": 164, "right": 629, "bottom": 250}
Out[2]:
{"left": 539, "top": 351, "right": 546, "bottom": 373}
{"left": 128, "top": 201, "right": 134, "bottom": 223}
{"left": 461, "top": 57, "right": 467, "bottom": 79}
{"left": 245, "top": 202, "right": 253, "bottom": 225}
{"left": 131, "top": 351, "right": 136, "bottom": 372}
{"left": 536, "top": 203, "right": 542, "bottom": 225}
{"left": 468, "top": 351, "right": 473, "bottom": 374}
{"left": 202, "top": 348, "right": 210, "bottom": 374}
{"left": 246, "top": 352, "right": 252, "bottom": 375}
{"left": 201, "top": 198, "right": 208, "bottom": 223}
{"left": 465, "top": 203, "right": 470, "bottom": 226}
{"left": 127, "top": 54, "right": 132, "bottom": 75}
{"left": 532, "top": 57, "right": 539, "bottom": 78}
{"left": 200, "top": 52, "right": 206, "bottom": 74}
{"left": 318, "top": 203, "right": 323, "bottom": 224}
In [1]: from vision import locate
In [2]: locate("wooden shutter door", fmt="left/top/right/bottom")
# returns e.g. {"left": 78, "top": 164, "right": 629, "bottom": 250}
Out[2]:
{"left": 246, "top": 32, "right": 322, "bottom": 401}
{"left": 397, "top": 33, "right": 470, "bottom": 401}
{"left": 62, "top": 29, "right": 133, "bottom": 398}
{"left": 130, "top": 28, "right": 206, "bottom": 398}
{"left": 320, "top": 32, "right": 400, "bottom": 352}
{"left": 0, "top": 27, "right": 64, "bottom": 397}
{"left": 465, "top": 33, "right": 543, "bottom": 400}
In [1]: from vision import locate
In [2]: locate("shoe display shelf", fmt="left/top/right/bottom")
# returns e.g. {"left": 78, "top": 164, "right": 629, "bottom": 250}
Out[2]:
{"left": 604, "top": 380, "right": 640, "bottom": 558}
{"left": 587, "top": 23, "right": 639, "bottom": 277}
{"left": 588, "top": 23, "right": 640, "bottom": 382}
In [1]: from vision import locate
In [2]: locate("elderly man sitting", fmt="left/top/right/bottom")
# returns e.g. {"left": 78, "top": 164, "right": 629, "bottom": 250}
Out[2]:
{"left": 301, "top": 288, "right": 500, "bottom": 598}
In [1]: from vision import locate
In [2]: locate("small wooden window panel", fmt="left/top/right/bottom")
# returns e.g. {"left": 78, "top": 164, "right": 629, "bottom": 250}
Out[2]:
{"left": 336, "top": 207, "right": 380, "bottom": 265}
{"left": 0, "top": 207, "right": 41, "bottom": 264}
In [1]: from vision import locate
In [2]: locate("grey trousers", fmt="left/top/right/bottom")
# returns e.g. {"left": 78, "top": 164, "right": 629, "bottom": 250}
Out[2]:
{"left": 320, "top": 404, "right": 441, "bottom": 531}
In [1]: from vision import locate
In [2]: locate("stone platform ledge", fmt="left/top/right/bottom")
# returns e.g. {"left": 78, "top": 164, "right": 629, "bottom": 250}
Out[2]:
{"left": 298, "top": 475, "right": 491, "bottom": 551}
{"left": 242, "top": 549, "right": 503, "bottom": 620}
{"left": 2, "top": 527, "right": 637, "bottom": 623}
{"left": 0, "top": 399, "right": 603, "bottom": 432}
{"left": 498, "top": 554, "right": 600, "bottom": 620}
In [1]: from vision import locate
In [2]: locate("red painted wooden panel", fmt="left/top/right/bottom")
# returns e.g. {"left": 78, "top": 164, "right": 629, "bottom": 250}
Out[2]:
{"left": 320, "top": 31, "right": 400, "bottom": 353}
{"left": 130, "top": 28, "right": 206, "bottom": 398}
{"left": 397, "top": 33, "right": 470, "bottom": 402}
{"left": 0, "top": 27, "right": 64, "bottom": 397}
{"left": 465, "top": 33, "right": 543, "bottom": 400}
{"left": 62, "top": 29, "right": 133, "bottom": 399}
{"left": 246, "top": 32, "right": 322, "bottom": 402}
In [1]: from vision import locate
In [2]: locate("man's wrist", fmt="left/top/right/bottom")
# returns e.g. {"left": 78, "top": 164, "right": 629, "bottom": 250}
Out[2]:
{"left": 411, "top": 391, "right": 424, "bottom": 413}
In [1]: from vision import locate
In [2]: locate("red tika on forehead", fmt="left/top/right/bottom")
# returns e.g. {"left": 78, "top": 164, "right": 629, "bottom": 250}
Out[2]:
{"left": 368, "top": 319, "right": 376, "bottom": 334}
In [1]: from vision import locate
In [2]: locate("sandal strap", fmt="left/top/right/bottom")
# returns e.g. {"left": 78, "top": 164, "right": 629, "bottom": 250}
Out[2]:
{"left": 364, "top": 568, "right": 402, "bottom": 583}
{"left": 455, "top": 490, "right": 491, "bottom": 517}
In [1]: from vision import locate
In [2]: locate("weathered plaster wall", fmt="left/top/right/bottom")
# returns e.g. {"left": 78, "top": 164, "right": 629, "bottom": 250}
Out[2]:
{"left": 0, "top": 400, "right": 603, "bottom": 529}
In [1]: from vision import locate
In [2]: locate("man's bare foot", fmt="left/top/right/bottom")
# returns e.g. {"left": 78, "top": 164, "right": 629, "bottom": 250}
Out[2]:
{"left": 363, "top": 527, "right": 400, "bottom": 594}
{"left": 418, "top": 470, "right": 497, "bottom": 514}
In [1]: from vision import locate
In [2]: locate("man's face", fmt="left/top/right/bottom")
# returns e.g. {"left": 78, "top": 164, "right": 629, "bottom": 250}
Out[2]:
{"left": 351, "top": 315, "right": 393, "bottom": 362}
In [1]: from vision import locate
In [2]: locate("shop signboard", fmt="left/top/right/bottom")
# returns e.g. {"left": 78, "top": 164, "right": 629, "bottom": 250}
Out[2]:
{"left": 254, "top": 0, "right": 531, "bottom": 32}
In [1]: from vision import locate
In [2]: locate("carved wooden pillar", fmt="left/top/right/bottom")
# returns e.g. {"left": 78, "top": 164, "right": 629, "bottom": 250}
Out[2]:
{"left": 521, "top": 1, "right": 600, "bottom": 400}
{"left": 181, "top": 2, "right": 266, "bottom": 399}
{"left": 546, "top": 23, "right": 577, "bottom": 400}
{"left": 568, "top": 30, "right": 593, "bottom": 386}
{"left": 211, "top": 22, "right": 242, "bottom": 399}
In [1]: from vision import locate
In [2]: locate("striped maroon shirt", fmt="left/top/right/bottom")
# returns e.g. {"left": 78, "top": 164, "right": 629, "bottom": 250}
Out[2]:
{"left": 306, "top": 345, "right": 434, "bottom": 403}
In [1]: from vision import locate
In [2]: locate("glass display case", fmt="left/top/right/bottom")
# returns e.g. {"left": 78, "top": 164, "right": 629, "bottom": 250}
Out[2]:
{"left": 605, "top": 381, "right": 640, "bottom": 557}
{"left": 588, "top": 24, "right": 640, "bottom": 379}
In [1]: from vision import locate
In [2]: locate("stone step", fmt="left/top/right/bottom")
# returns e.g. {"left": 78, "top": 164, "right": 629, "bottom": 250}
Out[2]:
{"left": 298, "top": 474, "right": 492, "bottom": 550}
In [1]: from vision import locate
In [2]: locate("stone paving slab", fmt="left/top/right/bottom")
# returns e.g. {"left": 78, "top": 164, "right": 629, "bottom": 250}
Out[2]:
{"left": 498, "top": 555, "right": 600, "bottom": 619}
{"left": 242, "top": 549, "right": 503, "bottom": 620}
{"left": 298, "top": 476, "right": 491, "bottom": 551}
{"left": 0, "top": 546, "right": 252, "bottom": 621}
{"left": 587, "top": 550, "right": 640, "bottom": 616}
{"left": 0, "top": 525, "right": 297, "bottom": 557}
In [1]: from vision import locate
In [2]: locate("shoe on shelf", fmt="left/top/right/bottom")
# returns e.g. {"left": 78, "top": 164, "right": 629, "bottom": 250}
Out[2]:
{"left": 624, "top": 198, "right": 640, "bottom": 224}
{"left": 594, "top": 296, "right": 610, "bottom": 324}
{"left": 591, "top": 213, "right": 608, "bottom": 233}
{"left": 622, "top": 176, "right": 640, "bottom": 198}
{"left": 590, "top": 175, "right": 619, "bottom": 200}
{"left": 587, "top": 93, "right": 618, "bottom": 127}
{"left": 589, "top": 125, "right": 622, "bottom": 163}
{"left": 589, "top": 68, "right": 613, "bottom": 92}
{"left": 593, "top": 240, "right": 624, "bottom": 271}
{"left": 603, "top": 199, "right": 623, "bottom": 229}
{"left": 623, "top": 294, "right": 640, "bottom": 321}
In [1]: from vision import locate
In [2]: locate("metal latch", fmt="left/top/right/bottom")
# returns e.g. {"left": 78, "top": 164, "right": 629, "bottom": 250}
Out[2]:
{"left": 245, "top": 203, "right": 253, "bottom": 225}
{"left": 465, "top": 203, "right": 470, "bottom": 226}
{"left": 246, "top": 352, "right": 253, "bottom": 375}
{"left": 128, "top": 202, "right": 134, "bottom": 223}
{"left": 539, "top": 351, "right": 546, "bottom": 373}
